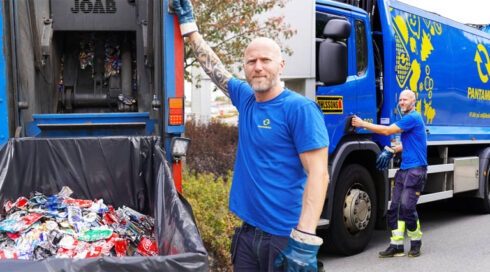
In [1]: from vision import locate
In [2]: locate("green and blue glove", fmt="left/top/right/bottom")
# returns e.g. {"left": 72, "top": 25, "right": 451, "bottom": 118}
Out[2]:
{"left": 274, "top": 228, "right": 323, "bottom": 272}
{"left": 173, "top": 0, "right": 198, "bottom": 36}
{"left": 376, "top": 146, "right": 395, "bottom": 171}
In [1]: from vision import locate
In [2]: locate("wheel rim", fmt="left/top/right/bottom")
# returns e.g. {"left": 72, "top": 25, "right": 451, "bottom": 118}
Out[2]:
{"left": 343, "top": 186, "right": 372, "bottom": 234}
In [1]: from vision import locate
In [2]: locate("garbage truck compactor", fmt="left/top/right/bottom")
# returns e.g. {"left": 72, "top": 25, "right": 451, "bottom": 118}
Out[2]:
{"left": 0, "top": 0, "right": 208, "bottom": 270}
{"left": 314, "top": 0, "right": 490, "bottom": 255}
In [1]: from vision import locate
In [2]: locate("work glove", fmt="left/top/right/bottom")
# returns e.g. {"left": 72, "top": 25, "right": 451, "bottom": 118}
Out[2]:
{"left": 376, "top": 146, "right": 395, "bottom": 171}
{"left": 274, "top": 228, "right": 323, "bottom": 272}
{"left": 173, "top": 0, "right": 198, "bottom": 36}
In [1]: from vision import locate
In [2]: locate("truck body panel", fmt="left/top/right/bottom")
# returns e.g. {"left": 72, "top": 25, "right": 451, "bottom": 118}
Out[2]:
{"left": 375, "top": 0, "right": 490, "bottom": 147}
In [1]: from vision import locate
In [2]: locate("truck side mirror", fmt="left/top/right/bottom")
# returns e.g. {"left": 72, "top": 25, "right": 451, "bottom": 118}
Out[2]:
{"left": 318, "top": 19, "right": 351, "bottom": 86}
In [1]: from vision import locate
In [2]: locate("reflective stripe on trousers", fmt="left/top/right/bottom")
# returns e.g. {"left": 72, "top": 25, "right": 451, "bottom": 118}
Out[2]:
{"left": 407, "top": 220, "right": 423, "bottom": 241}
{"left": 390, "top": 220, "right": 405, "bottom": 245}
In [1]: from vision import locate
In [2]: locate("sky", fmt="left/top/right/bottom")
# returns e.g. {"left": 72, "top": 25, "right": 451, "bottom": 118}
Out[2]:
{"left": 398, "top": 0, "right": 489, "bottom": 25}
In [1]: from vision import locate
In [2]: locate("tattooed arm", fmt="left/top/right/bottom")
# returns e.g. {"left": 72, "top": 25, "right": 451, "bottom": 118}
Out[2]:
{"left": 187, "top": 32, "right": 232, "bottom": 97}
{"left": 174, "top": 0, "right": 231, "bottom": 96}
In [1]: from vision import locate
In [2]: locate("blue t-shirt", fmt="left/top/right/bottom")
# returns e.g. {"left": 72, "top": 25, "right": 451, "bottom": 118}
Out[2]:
{"left": 227, "top": 77, "right": 329, "bottom": 236}
{"left": 395, "top": 111, "right": 427, "bottom": 169}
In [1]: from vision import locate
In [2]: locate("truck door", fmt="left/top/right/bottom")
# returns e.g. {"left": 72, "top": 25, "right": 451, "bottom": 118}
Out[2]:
{"left": 351, "top": 14, "right": 376, "bottom": 131}
{"left": 315, "top": 8, "right": 356, "bottom": 152}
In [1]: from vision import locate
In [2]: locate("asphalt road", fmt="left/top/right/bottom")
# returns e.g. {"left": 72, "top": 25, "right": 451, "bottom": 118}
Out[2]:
{"left": 318, "top": 201, "right": 490, "bottom": 272}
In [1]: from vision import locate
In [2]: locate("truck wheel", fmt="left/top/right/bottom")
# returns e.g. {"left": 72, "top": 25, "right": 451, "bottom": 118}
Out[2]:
{"left": 326, "top": 164, "right": 377, "bottom": 255}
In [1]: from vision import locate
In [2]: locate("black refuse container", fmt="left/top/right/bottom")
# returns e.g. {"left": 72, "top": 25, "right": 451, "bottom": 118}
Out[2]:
{"left": 0, "top": 136, "right": 208, "bottom": 271}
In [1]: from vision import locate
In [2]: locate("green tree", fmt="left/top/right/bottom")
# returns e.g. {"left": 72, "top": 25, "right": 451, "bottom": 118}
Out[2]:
{"left": 185, "top": 0, "right": 297, "bottom": 84}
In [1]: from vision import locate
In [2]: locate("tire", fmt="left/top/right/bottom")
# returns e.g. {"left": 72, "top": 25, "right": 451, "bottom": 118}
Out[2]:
{"left": 325, "top": 164, "right": 377, "bottom": 255}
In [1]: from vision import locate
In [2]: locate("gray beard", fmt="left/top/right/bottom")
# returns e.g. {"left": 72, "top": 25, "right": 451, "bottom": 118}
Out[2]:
{"left": 401, "top": 105, "right": 414, "bottom": 114}
{"left": 252, "top": 86, "right": 270, "bottom": 93}
{"left": 249, "top": 80, "right": 279, "bottom": 93}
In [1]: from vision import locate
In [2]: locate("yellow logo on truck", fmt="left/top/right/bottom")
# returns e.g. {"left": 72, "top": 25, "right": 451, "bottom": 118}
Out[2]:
{"left": 421, "top": 30, "right": 433, "bottom": 61}
{"left": 475, "top": 44, "right": 490, "bottom": 83}
{"left": 391, "top": 9, "right": 443, "bottom": 125}
{"left": 407, "top": 13, "right": 420, "bottom": 39}
{"left": 316, "top": 96, "right": 343, "bottom": 114}
{"left": 393, "top": 16, "right": 411, "bottom": 88}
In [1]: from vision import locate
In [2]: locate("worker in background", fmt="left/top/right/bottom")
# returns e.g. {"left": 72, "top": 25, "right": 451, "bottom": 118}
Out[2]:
{"left": 173, "top": 0, "right": 330, "bottom": 270}
{"left": 352, "top": 89, "right": 427, "bottom": 258}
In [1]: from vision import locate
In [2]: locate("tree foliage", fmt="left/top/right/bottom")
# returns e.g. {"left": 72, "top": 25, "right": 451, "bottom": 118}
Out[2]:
{"left": 185, "top": 0, "right": 297, "bottom": 84}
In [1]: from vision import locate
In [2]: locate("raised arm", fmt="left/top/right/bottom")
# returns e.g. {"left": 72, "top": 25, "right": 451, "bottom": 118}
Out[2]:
{"left": 187, "top": 33, "right": 232, "bottom": 96}
{"left": 173, "top": 0, "right": 232, "bottom": 96}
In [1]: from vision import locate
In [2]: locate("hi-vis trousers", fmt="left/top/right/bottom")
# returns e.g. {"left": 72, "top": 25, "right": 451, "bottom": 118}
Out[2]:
{"left": 388, "top": 166, "right": 427, "bottom": 247}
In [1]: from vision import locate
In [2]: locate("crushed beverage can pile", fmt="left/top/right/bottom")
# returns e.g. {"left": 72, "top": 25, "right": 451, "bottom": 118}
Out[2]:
{"left": 104, "top": 39, "right": 121, "bottom": 79}
{"left": 0, "top": 186, "right": 157, "bottom": 260}
{"left": 79, "top": 40, "right": 95, "bottom": 74}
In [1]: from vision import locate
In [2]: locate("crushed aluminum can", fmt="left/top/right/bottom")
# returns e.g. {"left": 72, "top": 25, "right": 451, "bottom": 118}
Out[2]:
{"left": 77, "top": 229, "right": 113, "bottom": 242}
{"left": 3, "top": 201, "right": 13, "bottom": 213}
{"left": 57, "top": 186, "right": 74, "bottom": 198}
{"left": 0, "top": 248, "right": 18, "bottom": 259}
{"left": 135, "top": 236, "right": 158, "bottom": 257}
{"left": 114, "top": 238, "right": 128, "bottom": 257}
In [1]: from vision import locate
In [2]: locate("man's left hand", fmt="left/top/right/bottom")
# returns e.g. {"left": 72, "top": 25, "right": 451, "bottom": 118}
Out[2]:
{"left": 274, "top": 228, "right": 323, "bottom": 271}
{"left": 173, "top": 0, "right": 198, "bottom": 36}
{"left": 376, "top": 146, "right": 395, "bottom": 171}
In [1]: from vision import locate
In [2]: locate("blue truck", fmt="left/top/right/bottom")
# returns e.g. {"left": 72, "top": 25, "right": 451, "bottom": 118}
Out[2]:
{"left": 315, "top": 0, "right": 490, "bottom": 255}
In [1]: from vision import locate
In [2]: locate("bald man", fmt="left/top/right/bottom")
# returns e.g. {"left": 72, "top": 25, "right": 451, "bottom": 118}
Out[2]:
{"left": 352, "top": 90, "right": 427, "bottom": 258}
{"left": 174, "top": 0, "right": 329, "bottom": 271}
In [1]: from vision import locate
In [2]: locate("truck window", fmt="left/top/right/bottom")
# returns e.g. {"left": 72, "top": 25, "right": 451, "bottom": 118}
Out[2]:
{"left": 316, "top": 11, "right": 349, "bottom": 82}
{"left": 355, "top": 19, "right": 368, "bottom": 76}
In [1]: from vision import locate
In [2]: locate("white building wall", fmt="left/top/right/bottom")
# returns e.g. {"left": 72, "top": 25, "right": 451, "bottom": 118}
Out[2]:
{"left": 271, "top": 0, "right": 316, "bottom": 100}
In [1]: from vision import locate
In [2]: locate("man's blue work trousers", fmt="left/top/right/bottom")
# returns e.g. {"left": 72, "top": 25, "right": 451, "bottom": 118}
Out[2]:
{"left": 231, "top": 222, "right": 289, "bottom": 272}
{"left": 388, "top": 166, "right": 427, "bottom": 246}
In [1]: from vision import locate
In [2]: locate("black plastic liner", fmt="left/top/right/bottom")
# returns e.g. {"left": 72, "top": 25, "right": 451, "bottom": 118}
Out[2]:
{"left": 0, "top": 136, "right": 208, "bottom": 271}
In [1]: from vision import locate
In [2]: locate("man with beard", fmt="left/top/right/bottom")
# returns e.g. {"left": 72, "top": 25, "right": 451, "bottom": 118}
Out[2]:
{"left": 174, "top": 0, "right": 329, "bottom": 271}
{"left": 352, "top": 90, "right": 427, "bottom": 258}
